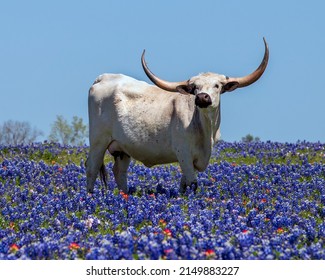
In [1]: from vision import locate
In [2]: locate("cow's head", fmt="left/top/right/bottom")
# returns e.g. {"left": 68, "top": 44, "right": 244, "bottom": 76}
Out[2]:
{"left": 141, "top": 38, "right": 269, "bottom": 109}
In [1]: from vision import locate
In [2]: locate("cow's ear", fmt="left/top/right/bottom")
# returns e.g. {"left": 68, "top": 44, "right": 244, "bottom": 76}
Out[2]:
{"left": 176, "top": 84, "right": 194, "bottom": 95}
{"left": 222, "top": 81, "right": 239, "bottom": 93}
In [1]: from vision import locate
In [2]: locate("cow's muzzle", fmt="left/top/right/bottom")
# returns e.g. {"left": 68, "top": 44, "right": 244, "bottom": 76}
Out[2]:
{"left": 195, "top": 93, "right": 212, "bottom": 108}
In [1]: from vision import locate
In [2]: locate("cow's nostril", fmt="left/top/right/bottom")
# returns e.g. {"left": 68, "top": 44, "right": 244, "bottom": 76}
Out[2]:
{"left": 195, "top": 93, "right": 212, "bottom": 108}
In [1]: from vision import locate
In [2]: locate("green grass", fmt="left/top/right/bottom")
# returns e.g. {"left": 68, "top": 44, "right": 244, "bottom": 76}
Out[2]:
{"left": 211, "top": 147, "right": 325, "bottom": 166}
{"left": 1, "top": 143, "right": 324, "bottom": 167}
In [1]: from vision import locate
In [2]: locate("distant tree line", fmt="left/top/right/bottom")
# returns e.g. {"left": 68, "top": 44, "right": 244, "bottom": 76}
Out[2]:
{"left": 241, "top": 134, "right": 261, "bottom": 143}
{"left": 0, "top": 120, "right": 43, "bottom": 145}
{"left": 0, "top": 116, "right": 88, "bottom": 146}
{"left": 0, "top": 117, "right": 261, "bottom": 146}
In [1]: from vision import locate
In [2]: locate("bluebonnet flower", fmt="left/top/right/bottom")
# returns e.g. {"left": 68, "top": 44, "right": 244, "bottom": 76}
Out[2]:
{"left": 1, "top": 141, "right": 325, "bottom": 259}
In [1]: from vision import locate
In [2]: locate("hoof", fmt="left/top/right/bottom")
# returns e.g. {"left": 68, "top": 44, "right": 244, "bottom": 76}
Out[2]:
{"left": 180, "top": 182, "right": 198, "bottom": 195}
{"left": 87, "top": 188, "right": 94, "bottom": 194}
{"left": 190, "top": 182, "right": 198, "bottom": 193}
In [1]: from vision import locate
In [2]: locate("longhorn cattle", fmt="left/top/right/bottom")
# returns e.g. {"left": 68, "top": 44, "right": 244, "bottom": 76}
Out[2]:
{"left": 86, "top": 38, "right": 269, "bottom": 194}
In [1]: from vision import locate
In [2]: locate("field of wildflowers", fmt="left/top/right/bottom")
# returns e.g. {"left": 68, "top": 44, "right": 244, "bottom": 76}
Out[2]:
{"left": 0, "top": 141, "right": 324, "bottom": 260}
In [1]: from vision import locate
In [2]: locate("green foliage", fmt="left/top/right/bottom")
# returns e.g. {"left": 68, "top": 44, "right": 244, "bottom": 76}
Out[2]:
{"left": 241, "top": 134, "right": 260, "bottom": 143}
{"left": 48, "top": 115, "right": 88, "bottom": 146}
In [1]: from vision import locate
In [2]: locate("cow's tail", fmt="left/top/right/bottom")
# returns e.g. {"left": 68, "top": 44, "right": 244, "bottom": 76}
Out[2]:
{"left": 99, "top": 163, "right": 108, "bottom": 187}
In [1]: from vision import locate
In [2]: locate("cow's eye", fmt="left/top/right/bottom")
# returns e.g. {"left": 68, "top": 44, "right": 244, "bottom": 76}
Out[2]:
{"left": 189, "top": 84, "right": 196, "bottom": 94}
{"left": 215, "top": 84, "right": 220, "bottom": 89}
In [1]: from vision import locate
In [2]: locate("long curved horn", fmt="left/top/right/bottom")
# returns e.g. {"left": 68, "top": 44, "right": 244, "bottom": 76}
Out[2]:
{"left": 228, "top": 38, "right": 269, "bottom": 88}
{"left": 141, "top": 50, "right": 188, "bottom": 92}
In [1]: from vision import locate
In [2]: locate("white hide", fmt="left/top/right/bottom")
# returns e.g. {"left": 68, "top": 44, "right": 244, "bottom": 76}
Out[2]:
{"left": 86, "top": 72, "right": 228, "bottom": 193}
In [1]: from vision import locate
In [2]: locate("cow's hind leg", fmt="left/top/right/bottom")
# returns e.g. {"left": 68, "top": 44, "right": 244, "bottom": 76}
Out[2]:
{"left": 112, "top": 152, "right": 131, "bottom": 194}
{"left": 86, "top": 142, "right": 108, "bottom": 193}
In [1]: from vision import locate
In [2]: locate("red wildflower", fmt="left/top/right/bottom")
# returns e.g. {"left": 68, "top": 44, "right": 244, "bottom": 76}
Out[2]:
{"left": 159, "top": 219, "right": 167, "bottom": 227}
{"left": 277, "top": 228, "right": 284, "bottom": 234}
{"left": 9, "top": 222, "right": 15, "bottom": 230}
{"left": 163, "top": 228, "right": 172, "bottom": 237}
{"left": 10, "top": 244, "right": 19, "bottom": 252}
{"left": 164, "top": 248, "right": 173, "bottom": 254}
{"left": 69, "top": 242, "right": 80, "bottom": 250}
{"left": 205, "top": 249, "right": 215, "bottom": 257}
{"left": 242, "top": 229, "right": 248, "bottom": 234}
{"left": 120, "top": 191, "right": 128, "bottom": 200}
{"left": 261, "top": 198, "right": 267, "bottom": 203}
{"left": 2, "top": 166, "right": 7, "bottom": 170}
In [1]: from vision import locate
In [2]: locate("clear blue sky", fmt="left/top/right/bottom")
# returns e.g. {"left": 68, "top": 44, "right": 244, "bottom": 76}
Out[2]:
{"left": 1, "top": 0, "right": 324, "bottom": 143}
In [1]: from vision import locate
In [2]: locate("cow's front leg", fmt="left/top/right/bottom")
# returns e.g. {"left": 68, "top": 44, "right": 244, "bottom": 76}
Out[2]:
{"left": 179, "top": 162, "right": 197, "bottom": 194}
{"left": 112, "top": 152, "right": 131, "bottom": 194}
{"left": 180, "top": 175, "right": 197, "bottom": 194}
